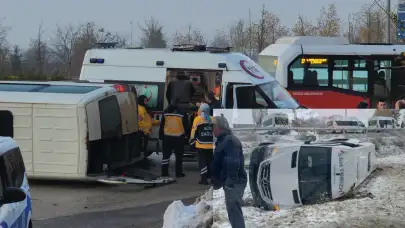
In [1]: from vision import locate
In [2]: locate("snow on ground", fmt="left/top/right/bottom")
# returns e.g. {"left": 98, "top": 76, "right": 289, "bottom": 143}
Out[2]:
{"left": 212, "top": 133, "right": 405, "bottom": 228}
{"left": 162, "top": 131, "right": 405, "bottom": 228}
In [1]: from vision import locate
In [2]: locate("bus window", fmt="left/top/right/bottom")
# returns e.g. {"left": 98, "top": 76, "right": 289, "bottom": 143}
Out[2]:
{"left": 373, "top": 60, "right": 392, "bottom": 101}
{"left": 288, "top": 56, "right": 328, "bottom": 87}
{"left": 332, "top": 60, "right": 349, "bottom": 89}
{"left": 353, "top": 59, "right": 368, "bottom": 92}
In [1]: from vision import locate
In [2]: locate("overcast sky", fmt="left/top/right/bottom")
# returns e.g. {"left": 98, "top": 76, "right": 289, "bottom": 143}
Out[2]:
{"left": 1, "top": 0, "right": 391, "bottom": 49}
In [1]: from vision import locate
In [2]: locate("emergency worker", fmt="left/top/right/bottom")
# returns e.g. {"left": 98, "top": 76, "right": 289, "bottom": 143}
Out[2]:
{"left": 166, "top": 73, "right": 196, "bottom": 106}
{"left": 159, "top": 103, "right": 188, "bottom": 178}
{"left": 213, "top": 78, "right": 221, "bottom": 100}
{"left": 137, "top": 95, "right": 159, "bottom": 155}
{"left": 190, "top": 103, "right": 214, "bottom": 185}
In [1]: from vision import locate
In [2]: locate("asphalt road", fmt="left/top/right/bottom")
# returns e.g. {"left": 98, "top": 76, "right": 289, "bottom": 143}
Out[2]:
{"left": 31, "top": 154, "right": 209, "bottom": 228}
{"left": 33, "top": 197, "right": 196, "bottom": 228}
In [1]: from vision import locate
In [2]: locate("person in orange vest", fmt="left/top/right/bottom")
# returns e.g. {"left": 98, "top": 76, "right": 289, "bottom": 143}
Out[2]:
{"left": 137, "top": 95, "right": 159, "bottom": 157}
{"left": 189, "top": 103, "right": 214, "bottom": 184}
{"left": 212, "top": 78, "right": 221, "bottom": 100}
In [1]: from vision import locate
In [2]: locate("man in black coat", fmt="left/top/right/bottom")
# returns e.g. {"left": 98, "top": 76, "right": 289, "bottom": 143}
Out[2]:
{"left": 211, "top": 116, "right": 247, "bottom": 228}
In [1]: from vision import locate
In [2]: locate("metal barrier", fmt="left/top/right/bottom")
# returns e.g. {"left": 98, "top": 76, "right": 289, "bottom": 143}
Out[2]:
{"left": 231, "top": 127, "right": 404, "bottom": 132}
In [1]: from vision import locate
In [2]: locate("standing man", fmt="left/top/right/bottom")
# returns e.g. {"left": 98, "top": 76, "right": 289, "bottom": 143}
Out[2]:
{"left": 197, "top": 91, "right": 223, "bottom": 116}
{"left": 159, "top": 103, "right": 188, "bottom": 178}
{"left": 373, "top": 99, "right": 393, "bottom": 117}
{"left": 211, "top": 116, "right": 247, "bottom": 228}
{"left": 166, "top": 73, "right": 196, "bottom": 106}
{"left": 357, "top": 97, "right": 368, "bottom": 109}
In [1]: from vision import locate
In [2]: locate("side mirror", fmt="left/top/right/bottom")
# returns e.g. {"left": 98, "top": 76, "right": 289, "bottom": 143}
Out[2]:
{"left": 1, "top": 187, "right": 26, "bottom": 204}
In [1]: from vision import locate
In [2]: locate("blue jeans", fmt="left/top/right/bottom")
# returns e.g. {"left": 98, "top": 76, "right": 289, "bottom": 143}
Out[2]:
{"left": 223, "top": 179, "right": 247, "bottom": 228}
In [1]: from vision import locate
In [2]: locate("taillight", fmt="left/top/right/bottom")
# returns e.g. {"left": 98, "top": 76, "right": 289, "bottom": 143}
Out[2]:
{"left": 113, "top": 84, "right": 128, "bottom": 92}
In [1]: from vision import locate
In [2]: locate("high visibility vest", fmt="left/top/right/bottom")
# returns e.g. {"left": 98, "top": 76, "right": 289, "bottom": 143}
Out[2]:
{"left": 190, "top": 116, "right": 214, "bottom": 149}
{"left": 163, "top": 113, "right": 185, "bottom": 136}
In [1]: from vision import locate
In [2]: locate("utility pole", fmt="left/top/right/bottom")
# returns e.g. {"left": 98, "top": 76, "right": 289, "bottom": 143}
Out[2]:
{"left": 130, "top": 21, "right": 133, "bottom": 45}
{"left": 387, "top": 0, "right": 391, "bottom": 42}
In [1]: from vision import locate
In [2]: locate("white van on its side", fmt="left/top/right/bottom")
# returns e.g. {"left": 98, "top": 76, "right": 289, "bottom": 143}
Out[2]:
{"left": 79, "top": 44, "right": 301, "bottom": 154}
{"left": 0, "top": 81, "right": 141, "bottom": 181}
{"left": 249, "top": 139, "right": 376, "bottom": 208}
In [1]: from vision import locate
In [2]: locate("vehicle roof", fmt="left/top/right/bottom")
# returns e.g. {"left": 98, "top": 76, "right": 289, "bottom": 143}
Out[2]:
{"left": 0, "top": 137, "right": 18, "bottom": 154}
{"left": 83, "top": 48, "right": 248, "bottom": 70}
{"left": 0, "top": 80, "right": 113, "bottom": 87}
{"left": 275, "top": 36, "right": 349, "bottom": 45}
{"left": 0, "top": 81, "right": 116, "bottom": 105}
{"left": 260, "top": 42, "right": 405, "bottom": 56}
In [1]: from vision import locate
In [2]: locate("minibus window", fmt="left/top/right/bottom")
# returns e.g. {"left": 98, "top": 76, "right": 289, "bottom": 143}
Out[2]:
{"left": 0, "top": 111, "right": 13, "bottom": 138}
{"left": 99, "top": 96, "right": 122, "bottom": 138}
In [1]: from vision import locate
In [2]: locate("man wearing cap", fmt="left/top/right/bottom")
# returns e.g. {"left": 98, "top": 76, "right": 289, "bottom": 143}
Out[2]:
{"left": 211, "top": 116, "right": 247, "bottom": 228}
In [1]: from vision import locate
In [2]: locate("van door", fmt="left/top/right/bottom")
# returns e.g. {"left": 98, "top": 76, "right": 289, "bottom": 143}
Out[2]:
{"left": 232, "top": 85, "right": 268, "bottom": 109}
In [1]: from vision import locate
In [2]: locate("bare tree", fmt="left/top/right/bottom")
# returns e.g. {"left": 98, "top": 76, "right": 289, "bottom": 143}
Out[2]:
{"left": 228, "top": 19, "right": 249, "bottom": 54}
{"left": 24, "top": 22, "right": 49, "bottom": 78}
{"left": 210, "top": 29, "right": 230, "bottom": 47}
{"left": 172, "top": 25, "right": 206, "bottom": 45}
{"left": 139, "top": 17, "right": 167, "bottom": 48}
{"left": 51, "top": 24, "right": 82, "bottom": 78}
{"left": 344, "top": 14, "right": 362, "bottom": 43}
{"left": 0, "top": 20, "right": 10, "bottom": 77}
{"left": 250, "top": 6, "right": 290, "bottom": 53}
{"left": 316, "top": 3, "right": 342, "bottom": 37}
{"left": 292, "top": 15, "right": 318, "bottom": 36}
{"left": 10, "top": 45, "right": 22, "bottom": 76}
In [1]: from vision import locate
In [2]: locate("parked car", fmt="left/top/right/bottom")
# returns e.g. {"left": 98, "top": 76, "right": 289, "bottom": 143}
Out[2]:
{"left": 0, "top": 137, "right": 32, "bottom": 227}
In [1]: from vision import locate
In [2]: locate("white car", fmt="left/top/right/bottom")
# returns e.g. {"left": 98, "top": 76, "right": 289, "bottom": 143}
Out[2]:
{"left": 249, "top": 139, "right": 376, "bottom": 209}
{"left": 0, "top": 137, "right": 33, "bottom": 227}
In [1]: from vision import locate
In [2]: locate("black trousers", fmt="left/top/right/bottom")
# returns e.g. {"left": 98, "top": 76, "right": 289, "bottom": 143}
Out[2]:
{"left": 140, "top": 131, "right": 149, "bottom": 157}
{"left": 161, "top": 135, "right": 184, "bottom": 176}
{"left": 197, "top": 148, "right": 213, "bottom": 180}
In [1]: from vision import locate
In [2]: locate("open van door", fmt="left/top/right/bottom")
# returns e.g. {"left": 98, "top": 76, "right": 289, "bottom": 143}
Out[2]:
{"left": 233, "top": 85, "right": 269, "bottom": 109}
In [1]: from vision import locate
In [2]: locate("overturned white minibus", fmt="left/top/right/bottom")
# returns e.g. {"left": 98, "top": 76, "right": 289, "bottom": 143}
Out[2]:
{"left": 0, "top": 81, "right": 141, "bottom": 180}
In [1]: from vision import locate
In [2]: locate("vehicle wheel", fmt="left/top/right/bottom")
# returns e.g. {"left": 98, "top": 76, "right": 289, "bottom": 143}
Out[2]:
{"left": 249, "top": 146, "right": 273, "bottom": 210}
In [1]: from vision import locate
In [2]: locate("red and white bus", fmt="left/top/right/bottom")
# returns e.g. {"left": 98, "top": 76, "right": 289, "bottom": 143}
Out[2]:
{"left": 258, "top": 36, "right": 405, "bottom": 108}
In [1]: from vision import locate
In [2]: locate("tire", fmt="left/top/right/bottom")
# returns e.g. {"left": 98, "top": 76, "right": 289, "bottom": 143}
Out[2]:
{"left": 249, "top": 146, "right": 273, "bottom": 210}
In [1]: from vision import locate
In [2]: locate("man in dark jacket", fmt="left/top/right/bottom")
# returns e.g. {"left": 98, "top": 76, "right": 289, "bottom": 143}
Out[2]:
{"left": 204, "top": 91, "right": 223, "bottom": 116}
{"left": 211, "top": 116, "right": 247, "bottom": 228}
{"left": 166, "top": 74, "right": 196, "bottom": 105}
{"left": 357, "top": 97, "right": 368, "bottom": 109}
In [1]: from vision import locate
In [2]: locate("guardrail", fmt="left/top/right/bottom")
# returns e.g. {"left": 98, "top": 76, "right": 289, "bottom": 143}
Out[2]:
{"left": 231, "top": 127, "right": 404, "bottom": 132}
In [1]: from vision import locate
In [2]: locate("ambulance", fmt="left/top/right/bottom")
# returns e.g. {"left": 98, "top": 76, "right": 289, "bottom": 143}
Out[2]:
{"left": 79, "top": 44, "right": 300, "bottom": 156}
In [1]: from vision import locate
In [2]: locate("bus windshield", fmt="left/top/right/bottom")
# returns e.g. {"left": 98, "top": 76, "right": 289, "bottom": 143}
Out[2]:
{"left": 298, "top": 146, "right": 332, "bottom": 205}
{"left": 259, "top": 81, "right": 299, "bottom": 109}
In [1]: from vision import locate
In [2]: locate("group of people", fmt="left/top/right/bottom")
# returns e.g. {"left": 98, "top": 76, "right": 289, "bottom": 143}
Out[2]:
{"left": 357, "top": 97, "right": 405, "bottom": 112}
{"left": 137, "top": 80, "right": 247, "bottom": 227}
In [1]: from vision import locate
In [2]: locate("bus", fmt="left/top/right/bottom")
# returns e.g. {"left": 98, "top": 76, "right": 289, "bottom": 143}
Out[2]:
{"left": 258, "top": 36, "right": 405, "bottom": 108}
